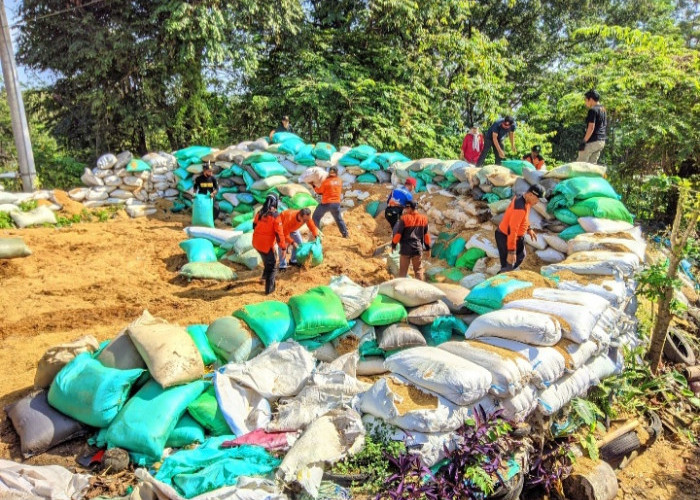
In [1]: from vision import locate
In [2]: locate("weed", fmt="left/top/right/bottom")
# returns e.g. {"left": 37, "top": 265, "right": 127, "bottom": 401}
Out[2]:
{"left": 18, "top": 200, "right": 38, "bottom": 212}
{"left": 0, "top": 211, "right": 12, "bottom": 229}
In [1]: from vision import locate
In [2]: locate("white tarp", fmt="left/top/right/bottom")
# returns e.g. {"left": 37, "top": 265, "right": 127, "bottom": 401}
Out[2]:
{"left": 0, "top": 459, "right": 91, "bottom": 500}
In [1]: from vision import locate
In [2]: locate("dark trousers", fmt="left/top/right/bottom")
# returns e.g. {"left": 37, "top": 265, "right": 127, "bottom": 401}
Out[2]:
{"left": 258, "top": 249, "right": 277, "bottom": 295}
{"left": 476, "top": 137, "right": 504, "bottom": 167}
{"left": 495, "top": 229, "right": 525, "bottom": 273}
{"left": 384, "top": 206, "right": 404, "bottom": 231}
{"left": 312, "top": 203, "right": 348, "bottom": 237}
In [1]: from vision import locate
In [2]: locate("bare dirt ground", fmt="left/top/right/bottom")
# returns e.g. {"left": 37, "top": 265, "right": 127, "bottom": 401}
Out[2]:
{"left": 0, "top": 187, "right": 698, "bottom": 499}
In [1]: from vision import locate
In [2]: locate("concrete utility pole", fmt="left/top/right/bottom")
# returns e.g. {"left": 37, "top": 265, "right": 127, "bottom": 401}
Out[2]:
{"left": 0, "top": 0, "right": 36, "bottom": 192}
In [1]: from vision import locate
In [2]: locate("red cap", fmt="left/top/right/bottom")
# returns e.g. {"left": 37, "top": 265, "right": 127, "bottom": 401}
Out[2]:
{"left": 405, "top": 177, "right": 417, "bottom": 187}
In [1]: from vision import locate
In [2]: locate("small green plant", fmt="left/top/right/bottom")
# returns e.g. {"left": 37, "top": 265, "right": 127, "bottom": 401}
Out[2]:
{"left": 552, "top": 398, "right": 604, "bottom": 460}
{"left": 18, "top": 200, "right": 38, "bottom": 212}
{"left": 0, "top": 211, "right": 13, "bottom": 229}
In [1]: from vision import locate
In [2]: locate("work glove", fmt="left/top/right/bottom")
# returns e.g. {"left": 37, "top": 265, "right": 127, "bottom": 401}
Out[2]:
{"left": 578, "top": 142, "right": 586, "bottom": 151}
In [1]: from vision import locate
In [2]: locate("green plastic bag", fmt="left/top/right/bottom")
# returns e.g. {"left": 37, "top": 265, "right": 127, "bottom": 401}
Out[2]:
{"left": 444, "top": 237, "right": 467, "bottom": 267}
{"left": 356, "top": 173, "right": 378, "bottom": 183}
{"left": 48, "top": 353, "right": 144, "bottom": 428}
{"left": 126, "top": 158, "right": 151, "bottom": 172}
{"left": 206, "top": 317, "right": 262, "bottom": 363}
{"left": 312, "top": 142, "right": 337, "bottom": 161}
{"left": 553, "top": 208, "right": 579, "bottom": 226}
{"left": 295, "top": 237, "right": 323, "bottom": 267}
{"left": 552, "top": 177, "right": 619, "bottom": 203}
{"left": 559, "top": 224, "right": 586, "bottom": 241}
{"left": 242, "top": 152, "right": 276, "bottom": 165}
{"left": 180, "top": 238, "right": 217, "bottom": 263}
{"left": 547, "top": 194, "right": 572, "bottom": 212}
{"left": 179, "top": 262, "right": 237, "bottom": 281}
{"left": 282, "top": 192, "right": 318, "bottom": 209}
{"left": 192, "top": 194, "right": 214, "bottom": 228}
{"left": 166, "top": 414, "right": 206, "bottom": 448}
{"left": 272, "top": 131, "right": 302, "bottom": 144}
{"left": 347, "top": 144, "right": 377, "bottom": 160}
{"left": 456, "top": 247, "right": 486, "bottom": 270}
{"left": 298, "top": 320, "right": 356, "bottom": 350}
{"left": 251, "top": 161, "right": 287, "bottom": 178}
{"left": 278, "top": 138, "right": 305, "bottom": 155}
{"left": 466, "top": 275, "right": 534, "bottom": 314}
{"left": 294, "top": 144, "right": 316, "bottom": 166}
{"left": 361, "top": 294, "right": 408, "bottom": 326}
{"left": 425, "top": 316, "right": 467, "bottom": 346}
{"left": 97, "top": 380, "right": 207, "bottom": 464}
{"left": 569, "top": 197, "right": 634, "bottom": 223}
{"left": 250, "top": 187, "right": 280, "bottom": 204}
{"left": 359, "top": 155, "right": 381, "bottom": 171}
{"left": 366, "top": 200, "right": 381, "bottom": 217}
{"left": 376, "top": 152, "right": 410, "bottom": 169}
{"left": 187, "top": 386, "right": 231, "bottom": 436}
{"left": 439, "top": 267, "right": 465, "bottom": 283}
{"left": 339, "top": 154, "right": 361, "bottom": 167}
{"left": 232, "top": 211, "right": 255, "bottom": 226}
{"left": 233, "top": 301, "right": 295, "bottom": 346}
{"left": 186, "top": 324, "right": 218, "bottom": 365}
{"left": 501, "top": 159, "right": 535, "bottom": 176}
{"left": 289, "top": 286, "right": 348, "bottom": 339}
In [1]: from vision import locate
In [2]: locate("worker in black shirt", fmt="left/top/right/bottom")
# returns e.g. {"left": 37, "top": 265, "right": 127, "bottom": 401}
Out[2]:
{"left": 269, "top": 115, "right": 294, "bottom": 139}
{"left": 577, "top": 90, "right": 607, "bottom": 164}
{"left": 476, "top": 116, "right": 517, "bottom": 167}
{"left": 193, "top": 164, "right": 220, "bottom": 219}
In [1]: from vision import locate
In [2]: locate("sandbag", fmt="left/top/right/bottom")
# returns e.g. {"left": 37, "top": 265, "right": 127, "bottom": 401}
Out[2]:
{"left": 385, "top": 346, "right": 492, "bottom": 406}
{"left": 206, "top": 317, "right": 262, "bottom": 364}
{"left": 328, "top": 275, "right": 378, "bottom": 320}
{"left": 377, "top": 324, "right": 427, "bottom": 351}
{"left": 542, "top": 234, "right": 568, "bottom": 253}
{"left": 461, "top": 272, "right": 487, "bottom": 289}
{"left": 544, "top": 162, "right": 607, "bottom": 179}
{"left": 465, "top": 232, "right": 500, "bottom": 259}
{"left": 277, "top": 183, "right": 312, "bottom": 197}
{"left": 186, "top": 325, "right": 218, "bottom": 365}
{"left": 541, "top": 250, "right": 640, "bottom": 277}
{"left": 567, "top": 233, "right": 646, "bottom": 261}
{"left": 226, "top": 248, "right": 262, "bottom": 270}
{"left": 48, "top": 352, "right": 144, "bottom": 427}
{"left": 11, "top": 206, "right": 57, "bottom": 228}
{"left": 191, "top": 194, "right": 215, "bottom": 228}
{"left": 299, "top": 167, "right": 328, "bottom": 186}
{"left": 569, "top": 197, "right": 634, "bottom": 223}
{"left": 251, "top": 175, "right": 288, "bottom": 191}
{"left": 357, "top": 357, "right": 388, "bottom": 376}
{"left": 499, "top": 384, "right": 538, "bottom": 422}
{"left": 233, "top": 301, "right": 295, "bottom": 346}
{"left": 465, "top": 275, "right": 535, "bottom": 314}
{"left": 187, "top": 386, "right": 232, "bottom": 436}
{"left": 34, "top": 335, "right": 99, "bottom": 389}
{"left": 0, "top": 203, "right": 20, "bottom": 212}
{"left": 465, "top": 309, "right": 562, "bottom": 346}
{"left": 425, "top": 316, "right": 467, "bottom": 346}
{"left": 184, "top": 227, "right": 241, "bottom": 246}
{"left": 378, "top": 278, "right": 446, "bottom": 307}
{"left": 524, "top": 232, "right": 548, "bottom": 250}
{"left": 501, "top": 159, "right": 535, "bottom": 176}
{"left": 127, "top": 310, "right": 205, "bottom": 388}
{"left": 97, "top": 329, "right": 147, "bottom": 370}
{"left": 536, "top": 248, "right": 566, "bottom": 263}
{"left": 0, "top": 238, "right": 32, "bottom": 259}
{"left": 166, "top": 414, "right": 206, "bottom": 448}
{"left": 558, "top": 224, "right": 586, "bottom": 241}
{"left": 287, "top": 286, "right": 348, "bottom": 340}
{"left": 224, "top": 231, "right": 254, "bottom": 254}
{"left": 432, "top": 283, "right": 470, "bottom": 313}
{"left": 6, "top": 390, "right": 88, "bottom": 458}
{"left": 455, "top": 247, "right": 486, "bottom": 270}
{"left": 552, "top": 177, "right": 619, "bottom": 203}
{"left": 180, "top": 262, "right": 237, "bottom": 280}
{"left": 554, "top": 339, "right": 599, "bottom": 371}
{"left": 312, "top": 142, "right": 337, "bottom": 161}
{"left": 537, "top": 367, "right": 592, "bottom": 416}
{"left": 180, "top": 238, "right": 217, "bottom": 263}
{"left": 360, "top": 294, "right": 408, "bottom": 326}
{"left": 295, "top": 237, "right": 323, "bottom": 267}
{"left": 282, "top": 192, "right": 319, "bottom": 209}
{"left": 577, "top": 217, "right": 634, "bottom": 234}
{"left": 97, "top": 380, "right": 207, "bottom": 463}
{"left": 407, "top": 301, "right": 451, "bottom": 326}
{"left": 443, "top": 237, "right": 467, "bottom": 266}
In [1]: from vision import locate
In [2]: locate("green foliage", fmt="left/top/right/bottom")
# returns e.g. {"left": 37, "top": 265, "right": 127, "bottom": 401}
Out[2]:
{"left": 0, "top": 211, "right": 12, "bottom": 229}
{"left": 18, "top": 200, "right": 38, "bottom": 212}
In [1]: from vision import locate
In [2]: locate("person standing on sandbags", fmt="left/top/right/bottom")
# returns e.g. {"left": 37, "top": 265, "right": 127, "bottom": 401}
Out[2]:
{"left": 253, "top": 194, "right": 286, "bottom": 294}
{"left": 460, "top": 124, "right": 484, "bottom": 165}
{"left": 391, "top": 200, "right": 431, "bottom": 281}
{"left": 311, "top": 166, "right": 349, "bottom": 238}
{"left": 577, "top": 90, "right": 607, "bottom": 164}
{"left": 384, "top": 177, "right": 416, "bottom": 231}
{"left": 193, "top": 164, "right": 220, "bottom": 219}
{"left": 496, "top": 184, "right": 546, "bottom": 273}
{"left": 269, "top": 115, "right": 294, "bottom": 139}
{"left": 278, "top": 208, "right": 319, "bottom": 270}
{"left": 476, "top": 116, "right": 517, "bottom": 167}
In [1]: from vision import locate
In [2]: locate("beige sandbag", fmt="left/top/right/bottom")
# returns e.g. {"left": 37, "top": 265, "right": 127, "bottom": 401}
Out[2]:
{"left": 277, "top": 183, "right": 312, "bottom": 197}
{"left": 0, "top": 238, "right": 32, "bottom": 259}
{"left": 378, "top": 278, "right": 446, "bottom": 307}
{"left": 485, "top": 165, "right": 517, "bottom": 187}
{"left": 433, "top": 283, "right": 470, "bottom": 313}
{"left": 11, "top": 206, "right": 58, "bottom": 228}
{"left": 34, "top": 336, "right": 99, "bottom": 389}
{"left": 127, "top": 310, "right": 204, "bottom": 387}
{"left": 407, "top": 301, "right": 451, "bottom": 325}
{"left": 544, "top": 162, "right": 607, "bottom": 179}
{"left": 97, "top": 329, "right": 147, "bottom": 370}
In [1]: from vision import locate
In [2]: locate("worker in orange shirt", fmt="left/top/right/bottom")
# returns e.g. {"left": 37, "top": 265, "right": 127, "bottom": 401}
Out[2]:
{"left": 522, "top": 145, "right": 546, "bottom": 170}
{"left": 391, "top": 201, "right": 431, "bottom": 281}
{"left": 278, "top": 207, "right": 319, "bottom": 270}
{"left": 495, "top": 184, "right": 546, "bottom": 273}
{"left": 252, "top": 194, "right": 286, "bottom": 294}
{"left": 311, "top": 166, "right": 348, "bottom": 238}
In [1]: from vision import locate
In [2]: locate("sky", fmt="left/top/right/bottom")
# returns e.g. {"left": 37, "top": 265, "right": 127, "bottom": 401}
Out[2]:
{"left": 3, "top": 0, "right": 54, "bottom": 87}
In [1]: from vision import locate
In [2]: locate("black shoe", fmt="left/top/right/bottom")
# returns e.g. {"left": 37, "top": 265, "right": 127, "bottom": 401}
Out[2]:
{"left": 279, "top": 267, "right": 288, "bottom": 273}
{"left": 290, "top": 261, "right": 301, "bottom": 267}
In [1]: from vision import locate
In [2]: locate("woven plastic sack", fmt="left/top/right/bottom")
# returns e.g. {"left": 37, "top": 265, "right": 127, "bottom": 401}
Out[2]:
{"left": 48, "top": 352, "right": 144, "bottom": 428}
{"left": 188, "top": 386, "right": 232, "bottom": 436}
{"left": 242, "top": 151, "right": 276, "bottom": 165}
{"left": 96, "top": 380, "right": 207, "bottom": 464}
{"left": 465, "top": 275, "right": 534, "bottom": 314}
{"left": 553, "top": 208, "right": 579, "bottom": 225}
{"left": 179, "top": 238, "right": 217, "bottom": 263}
{"left": 226, "top": 248, "right": 262, "bottom": 270}
{"left": 357, "top": 173, "right": 378, "bottom": 183}
{"left": 192, "top": 194, "right": 215, "bottom": 228}
{"left": 289, "top": 286, "right": 348, "bottom": 339}
{"left": 329, "top": 275, "right": 378, "bottom": 320}
{"left": 378, "top": 278, "right": 446, "bottom": 307}
{"left": 312, "top": 142, "right": 337, "bottom": 161}
{"left": 295, "top": 237, "right": 323, "bottom": 266}
{"left": 186, "top": 324, "right": 218, "bottom": 365}
{"left": 361, "top": 294, "right": 408, "bottom": 326}
{"left": 407, "top": 301, "right": 451, "bottom": 326}
{"left": 233, "top": 301, "right": 295, "bottom": 346}
{"left": 537, "top": 367, "right": 593, "bottom": 416}
{"left": 278, "top": 138, "right": 305, "bottom": 155}
{"left": 501, "top": 159, "right": 535, "bottom": 176}
{"left": 443, "top": 237, "right": 467, "bottom": 267}
{"left": 282, "top": 192, "right": 318, "bottom": 209}
{"left": 552, "top": 177, "right": 619, "bottom": 204}
{"left": 465, "top": 232, "right": 500, "bottom": 259}
{"left": 126, "top": 158, "right": 150, "bottom": 172}
{"left": 294, "top": 144, "right": 316, "bottom": 166}
{"left": 251, "top": 161, "right": 287, "bottom": 178}
{"left": 34, "top": 335, "right": 99, "bottom": 389}
{"left": 272, "top": 131, "right": 302, "bottom": 144}
{"left": 377, "top": 324, "right": 427, "bottom": 350}
{"left": 544, "top": 162, "right": 606, "bottom": 180}
{"left": 206, "top": 317, "right": 262, "bottom": 363}
{"left": 465, "top": 309, "right": 562, "bottom": 346}
{"left": 577, "top": 217, "right": 634, "bottom": 233}
{"left": 456, "top": 247, "right": 486, "bottom": 270}
{"left": 376, "top": 151, "right": 410, "bottom": 169}
{"left": 559, "top": 224, "right": 586, "bottom": 241}
{"left": 180, "top": 262, "right": 237, "bottom": 281}
{"left": 10, "top": 206, "right": 57, "bottom": 228}
{"left": 569, "top": 197, "right": 634, "bottom": 223}
{"left": 166, "top": 414, "right": 206, "bottom": 448}
{"left": 0, "top": 237, "right": 32, "bottom": 259}
{"left": 346, "top": 144, "right": 377, "bottom": 160}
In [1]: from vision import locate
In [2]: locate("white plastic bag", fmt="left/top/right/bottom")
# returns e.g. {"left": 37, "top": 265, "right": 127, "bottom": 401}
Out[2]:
{"left": 502, "top": 299, "right": 599, "bottom": 344}
{"left": 537, "top": 367, "right": 592, "bottom": 416}
{"left": 329, "top": 275, "right": 378, "bottom": 320}
{"left": 536, "top": 248, "right": 565, "bottom": 263}
{"left": 465, "top": 232, "right": 500, "bottom": 258}
{"left": 465, "top": 309, "right": 562, "bottom": 346}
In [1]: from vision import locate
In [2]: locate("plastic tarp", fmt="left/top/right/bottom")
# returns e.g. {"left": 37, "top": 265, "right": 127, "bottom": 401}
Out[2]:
{"left": 0, "top": 459, "right": 91, "bottom": 500}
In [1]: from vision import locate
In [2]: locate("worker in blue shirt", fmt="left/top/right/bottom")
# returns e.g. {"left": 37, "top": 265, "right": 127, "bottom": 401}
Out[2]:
{"left": 384, "top": 177, "right": 417, "bottom": 230}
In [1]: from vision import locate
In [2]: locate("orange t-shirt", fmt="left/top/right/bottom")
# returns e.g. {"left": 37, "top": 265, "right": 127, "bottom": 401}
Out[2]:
{"left": 314, "top": 176, "right": 343, "bottom": 204}
{"left": 279, "top": 209, "right": 319, "bottom": 244}
{"left": 252, "top": 211, "right": 286, "bottom": 253}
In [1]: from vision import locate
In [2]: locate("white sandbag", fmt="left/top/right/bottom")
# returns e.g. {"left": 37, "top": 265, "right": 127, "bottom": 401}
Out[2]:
{"left": 356, "top": 357, "right": 388, "bottom": 376}
{"left": 461, "top": 272, "right": 487, "bottom": 289}
{"left": 0, "top": 203, "right": 19, "bottom": 213}
{"left": 537, "top": 367, "right": 593, "bottom": 416}
{"left": 109, "top": 189, "right": 135, "bottom": 200}
{"left": 532, "top": 201, "right": 554, "bottom": 220}
{"left": 465, "top": 309, "right": 562, "bottom": 346}
{"left": 524, "top": 232, "right": 548, "bottom": 250}
{"left": 96, "top": 153, "right": 118, "bottom": 170}
{"left": 122, "top": 175, "right": 144, "bottom": 187}
{"left": 439, "top": 340, "right": 534, "bottom": 397}
{"left": 585, "top": 353, "right": 620, "bottom": 385}
{"left": 93, "top": 167, "right": 113, "bottom": 178}
{"left": 280, "top": 159, "right": 308, "bottom": 175}
{"left": 433, "top": 283, "right": 470, "bottom": 313}
{"left": 67, "top": 188, "right": 89, "bottom": 202}
{"left": 384, "top": 346, "right": 492, "bottom": 405}
{"left": 577, "top": 217, "right": 634, "bottom": 234}
{"left": 536, "top": 248, "right": 565, "bottom": 263}
{"left": 542, "top": 251, "right": 640, "bottom": 278}
{"left": 544, "top": 162, "right": 607, "bottom": 179}
{"left": 81, "top": 167, "right": 104, "bottom": 186}
{"left": 0, "top": 191, "right": 18, "bottom": 204}
{"left": 503, "top": 298, "right": 599, "bottom": 344}
{"left": 10, "top": 206, "right": 57, "bottom": 228}
{"left": 0, "top": 238, "right": 31, "bottom": 259}
{"left": 224, "top": 232, "right": 254, "bottom": 254}
{"left": 377, "top": 324, "right": 426, "bottom": 350}
{"left": 214, "top": 375, "right": 271, "bottom": 436}
{"left": 103, "top": 175, "right": 121, "bottom": 186}
{"left": 542, "top": 234, "right": 568, "bottom": 253}
{"left": 340, "top": 173, "right": 356, "bottom": 186}
{"left": 277, "top": 183, "right": 312, "bottom": 197}
{"left": 0, "top": 459, "right": 91, "bottom": 500}
{"left": 86, "top": 187, "right": 109, "bottom": 201}
{"left": 378, "top": 278, "right": 446, "bottom": 307}
{"left": 499, "top": 384, "right": 538, "bottom": 422}
{"left": 477, "top": 337, "right": 566, "bottom": 389}
{"left": 567, "top": 233, "right": 646, "bottom": 261}
{"left": 407, "top": 301, "right": 451, "bottom": 325}
{"left": 184, "top": 226, "right": 242, "bottom": 246}
{"left": 465, "top": 232, "right": 500, "bottom": 258}
{"left": 523, "top": 168, "right": 546, "bottom": 186}
{"left": 554, "top": 339, "right": 599, "bottom": 371}
{"left": 531, "top": 288, "right": 611, "bottom": 312}
{"left": 556, "top": 278, "right": 630, "bottom": 307}
{"left": 328, "top": 275, "right": 378, "bottom": 320}
{"left": 299, "top": 167, "right": 328, "bottom": 186}
{"left": 82, "top": 200, "right": 106, "bottom": 208}
{"left": 125, "top": 205, "right": 156, "bottom": 218}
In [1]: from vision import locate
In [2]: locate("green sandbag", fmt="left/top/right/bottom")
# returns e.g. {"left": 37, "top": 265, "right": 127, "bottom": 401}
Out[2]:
{"left": 214, "top": 246, "right": 227, "bottom": 259}
{"left": 97, "top": 380, "right": 207, "bottom": 464}
{"left": 466, "top": 276, "right": 534, "bottom": 314}
{"left": 501, "top": 159, "right": 535, "bottom": 176}
{"left": 553, "top": 208, "right": 579, "bottom": 226}
{"left": 187, "top": 386, "right": 231, "bottom": 436}
{"left": 356, "top": 173, "right": 378, "bottom": 183}
{"left": 359, "top": 339, "right": 386, "bottom": 359}
{"left": 425, "top": 316, "right": 467, "bottom": 346}
{"left": 366, "top": 201, "right": 380, "bottom": 217}
{"left": 361, "top": 294, "right": 408, "bottom": 326}
{"left": 235, "top": 220, "right": 254, "bottom": 233}
{"left": 178, "top": 178, "right": 195, "bottom": 192}
{"left": 180, "top": 238, "right": 217, "bottom": 263}
{"left": 552, "top": 177, "right": 619, "bottom": 203}
{"left": 174, "top": 146, "right": 212, "bottom": 161}
{"left": 559, "top": 224, "right": 586, "bottom": 241}
{"left": 242, "top": 152, "right": 276, "bottom": 165}
{"left": 491, "top": 186, "right": 513, "bottom": 200}
{"left": 359, "top": 155, "right": 381, "bottom": 171}
{"left": 192, "top": 194, "right": 214, "bottom": 228}
{"left": 166, "top": 414, "right": 206, "bottom": 448}
{"left": 250, "top": 187, "right": 280, "bottom": 204}
{"left": 48, "top": 353, "right": 144, "bottom": 428}
{"left": 154, "top": 437, "right": 280, "bottom": 499}
{"left": 295, "top": 237, "right": 323, "bottom": 267}
{"left": 312, "top": 142, "right": 337, "bottom": 161}
{"left": 126, "top": 158, "right": 151, "bottom": 172}
{"left": 431, "top": 242, "right": 446, "bottom": 259}
{"left": 289, "top": 286, "right": 348, "bottom": 339}
{"left": 272, "top": 131, "right": 302, "bottom": 144}
{"left": 232, "top": 211, "right": 255, "bottom": 226}
{"left": 186, "top": 325, "right": 218, "bottom": 365}
{"left": 338, "top": 154, "right": 361, "bottom": 167}
{"left": 233, "top": 301, "right": 295, "bottom": 346}
{"left": 298, "top": 320, "right": 356, "bottom": 351}
{"left": 456, "top": 247, "right": 486, "bottom": 270}
{"left": 174, "top": 167, "right": 190, "bottom": 180}
{"left": 294, "top": 144, "right": 316, "bottom": 166}
{"left": 444, "top": 237, "right": 467, "bottom": 267}
{"left": 226, "top": 248, "right": 261, "bottom": 270}
{"left": 206, "top": 317, "right": 262, "bottom": 363}
{"left": 232, "top": 202, "right": 254, "bottom": 214}
{"left": 481, "top": 193, "right": 500, "bottom": 204}
{"left": 242, "top": 171, "right": 255, "bottom": 190}
{"left": 218, "top": 201, "right": 234, "bottom": 214}
{"left": 236, "top": 193, "right": 255, "bottom": 204}
{"left": 278, "top": 138, "right": 305, "bottom": 155}
{"left": 282, "top": 192, "right": 318, "bottom": 209}
{"left": 376, "top": 152, "right": 410, "bottom": 169}
{"left": 569, "top": 197, "right": 634, "bottom": 223}
{"left": 347, "top": 144, "right": 377, "bottom": 160}
{"left": 439, "top": 267, "right": 465, "bottom": 283}
{"left": 179, "top": 262, "right": 237, "bottom": 281}
{"left": 251, "top": 162, "right": 287, "bottom": 178}
{"left": 547, "top": 194, "right": 572, "bottom": 212}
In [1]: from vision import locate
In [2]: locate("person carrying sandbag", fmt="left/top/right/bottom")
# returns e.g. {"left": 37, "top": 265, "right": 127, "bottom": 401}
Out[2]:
{"left": 390, "top": 200, "right": 431, "bottom": 281}
{"left": 496, "top": 184, "right": 546, "bottom": 273}
{"left": 253, "top": 194, "right": 286, "bottom": 294}
{"left": 278, "top": 208, "right": 319, "bottom": 270}
{"left": 193, "top": 164, "right": 220, "bottom": 219}
{"left": 384, "top": 177, "right": 416, "bottom": 232}
{"left": 311, "top": 166, "right": 349, "bottom": 238}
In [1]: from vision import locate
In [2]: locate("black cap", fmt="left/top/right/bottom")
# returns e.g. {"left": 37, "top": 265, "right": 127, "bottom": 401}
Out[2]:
{"left": 503, "top": 115, "right": 515, "bottom": 124}
{"left": 532, "top": 145, "right": 542, "bottom": 153}
{"left": 528, "top": 183, "right": 546, "bottom": 200}
{"left": 329, "top": 166, "right": 338, "bottom": 173}
{"left": 203, "top": 163, "right": 213, "bottom": 171}
{"left": 584, "top": 90, "right": 600, "bottom": 101}
{"left": 405, "top": 200, "right": 417, "bottom": 210}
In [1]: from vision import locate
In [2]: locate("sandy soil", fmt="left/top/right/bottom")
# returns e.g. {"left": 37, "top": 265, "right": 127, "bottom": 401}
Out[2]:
{"left": 0, "top": 188, "right": 698, "bottom": 499}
